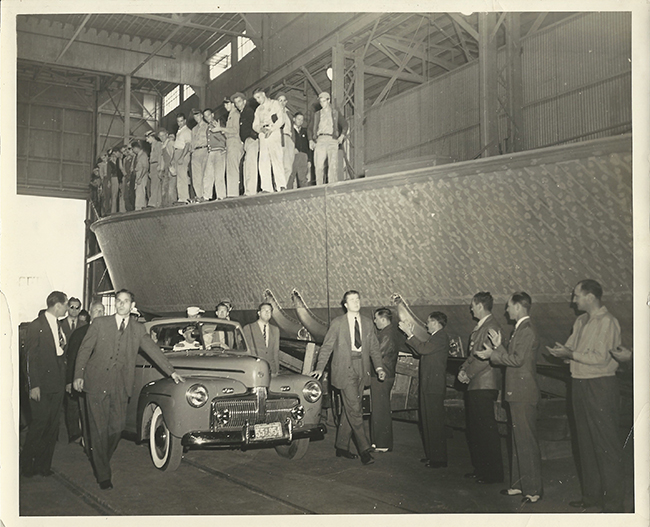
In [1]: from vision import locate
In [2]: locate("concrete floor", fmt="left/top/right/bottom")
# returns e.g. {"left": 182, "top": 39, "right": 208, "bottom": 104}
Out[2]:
{"left": 15, "top": 414, "right": 635, "bottom": 518}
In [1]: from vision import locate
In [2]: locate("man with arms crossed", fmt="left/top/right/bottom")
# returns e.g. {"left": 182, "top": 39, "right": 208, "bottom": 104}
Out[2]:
{"left": 548, "top": 279, "right": 625, "bottom": 512}
{"left": 312, "top": 290, "right": 386, "bottom": 465}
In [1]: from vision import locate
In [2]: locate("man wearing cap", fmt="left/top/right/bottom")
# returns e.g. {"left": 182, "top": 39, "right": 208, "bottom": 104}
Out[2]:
{"left": 172, "top": 113, "right": 192, "bottom": 203}
{"left": 190, "top": 108, "right": 209, "bottom": 202}
{"left": 252, "top": 87, "right": 287, "bottom": 192}
{"left": 277, "top": 94, "right": 295, "bottom": 189}
{"left": 202, "top": 108, "right": 227, "bottom": 200}
{"left": 231, "top": 92, "right": 259, "bottom": 196}
{"left": 132, "top": 140, "right": 149, "bottom": 210}
{"left": 187, "top": 306, "right": 205, "bottom": 318}
{"left": 223, "top": 97, "right": 243, "bottom": 197}
{"left": 309, "top": 92, "right": 348, "bottom": 185}
{"left": 174, "top": 326, "right": 201, "bottom": 350}
{"left": 145, "top": 131, "right": 163, "bottom": 207}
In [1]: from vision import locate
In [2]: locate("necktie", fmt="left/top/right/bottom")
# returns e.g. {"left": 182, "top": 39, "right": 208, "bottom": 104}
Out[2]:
{"left": 71, "top": 319, "right": 76, "bottom": 331}
{"left": 119, "top": 318, "right": 126, "bottom": 333}
{"left": 263, "top": 324, "right": 267, "bottom": 345}
{"left": 58, "top": 324, "right": 66, "bottom": 348}
{"left": 354, "top": 317, "right": 362, "bottom": 349}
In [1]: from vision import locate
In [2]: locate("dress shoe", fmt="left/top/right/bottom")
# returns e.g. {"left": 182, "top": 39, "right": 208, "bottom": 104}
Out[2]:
{"left": 464, "top": 472, "right": 478, "bottom": 479}
{"left": 40, "top": 469, "right": 55, "bottom": 477}
{"left": 99, "top": 480, "right": 113, "bottom": 490}
{"left": 360, "top": 449, "right": 374, "bottom": 465}
{"left": 569, "top": 499, "right": 599, "bottom": 509}
{"left": 476, "top": 477, "right": 503, "bottom": 484}
{"left": 425, "top": 461, "right": 447, "bottom": 468}
{"left": 374, "top": 447, "right": 391, "bottom": 453}
{"left": 500, "top": 488, "right": 523, "bottom": 496}
{"left": 335, "top": 448, "right": 358, "bottom": 459}
{"left": 522, "top": 494, "right": 542, "bottom": 504}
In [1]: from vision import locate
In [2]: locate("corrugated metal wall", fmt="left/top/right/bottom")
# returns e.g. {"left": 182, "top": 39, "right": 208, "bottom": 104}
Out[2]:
{"left": 365, "top": 12, "right": 631, "bottom": 166}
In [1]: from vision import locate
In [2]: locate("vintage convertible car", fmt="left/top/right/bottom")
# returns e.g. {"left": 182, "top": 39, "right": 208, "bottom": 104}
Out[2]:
{"left": 123, "top": 317, "right": 325, "bottom": 471}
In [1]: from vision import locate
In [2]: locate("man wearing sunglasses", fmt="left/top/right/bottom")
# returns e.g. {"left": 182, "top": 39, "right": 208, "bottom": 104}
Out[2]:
{"left": 61, "top": 298, "right": 83, "bottom": 443}
{"left": 60, "top": 298, "right": 82, "bottom": 339}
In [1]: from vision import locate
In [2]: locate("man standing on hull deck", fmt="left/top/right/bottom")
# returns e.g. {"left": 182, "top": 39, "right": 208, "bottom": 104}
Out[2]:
{"left": 252, "top": 87, "right": 287, "bottom": 192}
{"left": 309, "top": 91, "right": 348, "bottom": 185}
{"left": 548, "top": 279, "right": 625, "bottom": 512}
{"left": 232, "top": 92, "right": 259, "bottom": 196}
{"left": 312, "top": 290, "right": 386, "bottom": 465}
{"left": 73, "top": 289, "right": 184, "bottom": 490}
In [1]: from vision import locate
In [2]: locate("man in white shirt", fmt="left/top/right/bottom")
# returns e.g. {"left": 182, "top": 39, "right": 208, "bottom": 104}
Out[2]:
{"left": 190, "top": 108, "right": 209, "bottom": 201}
{"left": 252, "top": 87, "right": 286, "bottom": 192}
{"left": 21, "top": 291, "right": 69, "bottom": 477}
{"left": 173, "top": 113, "right": 192, "bottom": 203}
{"left": 277, "top": 93, "right": 295, "bottom": 188}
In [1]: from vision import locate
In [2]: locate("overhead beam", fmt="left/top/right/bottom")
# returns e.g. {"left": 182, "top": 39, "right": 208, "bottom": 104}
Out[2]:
{"left": 370, "top": 41, "right": 420, "bottom": 78}
{"left": 526, "top": 13, "right": 548, "bottom": 37}
{"left": 364, "top": 65, "right": 424, "bottom": 84}
{"left": 55, "top": 14, "right": 91, "bottom": 63}
{"left": 134, "top": 14, "right": 254, "bottom": 42}
{"left": 451, "top": 19, "right": 473, "bottom": 62}
{"left": 448, "top": 14, "right": 479, "bottom": 41}
{"left": 478, "top": 13, "right": 499, "bottom": 157}
{"left": 300, "top": 66, "right": 323, "bottom": 95}
{"left": 376, "top": 35, "right": 455, "bottom": 72}
{"left": 244, "top": 14, "right": 381, "bottom": 94}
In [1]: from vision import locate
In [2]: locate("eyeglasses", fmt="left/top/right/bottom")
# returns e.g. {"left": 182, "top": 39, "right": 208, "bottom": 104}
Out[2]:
{"left": 69, "top": 305, "right": 81, "bottom": 310}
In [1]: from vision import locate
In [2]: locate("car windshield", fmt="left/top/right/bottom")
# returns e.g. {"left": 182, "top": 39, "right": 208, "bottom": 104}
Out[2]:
{"left": 150, "top": 322, "right": 247, "bottom": 353}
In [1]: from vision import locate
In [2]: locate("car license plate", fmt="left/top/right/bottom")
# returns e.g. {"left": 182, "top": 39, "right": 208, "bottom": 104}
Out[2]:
{"left": 252, "top": 422, "right": 284, "bottom": 441}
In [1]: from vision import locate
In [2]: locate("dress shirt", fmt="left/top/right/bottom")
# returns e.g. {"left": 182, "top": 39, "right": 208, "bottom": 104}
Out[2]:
{"left": 347, "top": 311, "right": 362, "bottom": 351}
{"left": 224, "top": 109, "right": 241, "bottom": 140}
{"left": 45, "top": 311, "right": 65, "bottom": 356}
{"left": 317, "top": 109, "right": 334, "bottom": 136}
{"left": 514, "top": 316, "right": 530, "bottom": 330}
{"left": 191, "top": 121, "right": 208, "bottom": 149}
{"left": 115, "top": 314, "right": 130, "bottom": 330}
{"left": 207, "top": 123, "right": 226, "bottom": 151}
{"left": 253, "top": 99, "right": 284, "bottom": 134}
{"left": 257, "top": 320, "right": 269, "bottom": 346}
{"left": 474, "top": 314, "right": 491, "bottom": 331}
{"left": 174, "top": 125, "right": 192, "bottom": 149}
{"left": 565, "top": 306, "right": 621, "bottom": 379}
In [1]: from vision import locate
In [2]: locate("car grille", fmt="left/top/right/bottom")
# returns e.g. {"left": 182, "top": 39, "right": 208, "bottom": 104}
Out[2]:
{"left": 210, "top": 388, "right": 299, "bottom": 431}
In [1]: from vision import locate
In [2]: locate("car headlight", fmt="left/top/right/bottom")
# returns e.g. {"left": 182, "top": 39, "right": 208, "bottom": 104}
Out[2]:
{"left": 302, "top": 380, "right": 322, "bottom": 403}
{"left": 186, "top": 384, "right": 209, "bottom": 408}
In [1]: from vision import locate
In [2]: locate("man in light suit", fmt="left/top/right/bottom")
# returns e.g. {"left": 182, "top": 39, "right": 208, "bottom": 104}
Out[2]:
{"left": 73, "top": 289, "right": 183, "bottom": 490}
{"left": 21, "top": 291, "right": 69, "bottom": 477}
{"left": 243, "top": 303, "right": 280, "bottom": 374}
{"left": 312, "top": 290, "right": 386, "bottom": 465}
{"left": 400, "top": 311, "right": 450, "bottom": 468}
{"left": 476, "top": 292, "right": 542, "bottom": 503}
{"left": 457, "top": 291, "right": 504, "bottom": 484}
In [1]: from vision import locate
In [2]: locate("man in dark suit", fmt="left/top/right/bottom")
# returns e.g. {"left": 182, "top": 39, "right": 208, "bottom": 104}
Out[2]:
{"left": 73, "top": 289, "right": 184, "bottom": 490}
{"left": 457, "top": 291, "right": 504, "bottom": 484}
{"left": 476, "top": 292, "right": 542, "bottom": 503}
{"left": 312, "top": 290, "right": 386, "bottom": 465}
{"left": 370, "top": 307, "right": 401, "bottom": 452}
{"left": 400, "top": 311, "right": 450, "bottom": 468}
{"left": 65, "top": 301, "right": 105, "bottom": 449}
{"left": 287, "top": 111, "right": 312, "bottom": 189}
{"left": 243, "top": 303, "right": 280, "bottom": 374}
{"left": 60, "top": 297, "right": 82, "bottom": 338}
{"left": 60, "top": 297, "right": 83, "bottom": 443}
{"left": 21, "top": 291, "right": 69, "bottom": 477}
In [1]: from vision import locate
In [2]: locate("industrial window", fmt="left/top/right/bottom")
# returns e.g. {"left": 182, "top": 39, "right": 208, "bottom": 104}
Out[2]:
{"left": 101, "top": 294, "right": 116, "bottom": 316}
{"left": 238, "top": 32, "right": 255, "bottom": 60}
{"left": 163, "top": 85, "right": 181, "bottom": 116}
{"left": 209, "top": 42, "right": 231, "bottom": 80}
{"left": 183, "top": 85, "right": 195, "bottom": 100}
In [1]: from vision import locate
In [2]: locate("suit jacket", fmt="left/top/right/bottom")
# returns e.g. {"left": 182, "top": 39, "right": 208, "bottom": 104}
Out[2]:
{"left": 74, "top": 315, "right": 175, "bottom": 397}
{"left": 373, "top": 324, "right": 402, "bottom": 378}
{"left": 459, "top": 314, "right": 501, "bottom": 391}
{"left": 25, "top": 312, "right": 66, "bottom": 394}
{"left": 66, "top": 323, "right": 91, "bottom": 385}
{"left": 243, "top": 321, "right": 280, "bottom": 374}
{"left": 315, "top": 313, "right": 383, "bottom": 389}
{"left": 60, "top": 317, "right": 79, "bottom": 340}
{"left": 490, "top": 318, "right": 540, "bottom": 403}
{"left": 293, "top": 126, "right": 311, "bottom": 156}
{"left": 407, "top": 329, "right": 450, "bottom": 395}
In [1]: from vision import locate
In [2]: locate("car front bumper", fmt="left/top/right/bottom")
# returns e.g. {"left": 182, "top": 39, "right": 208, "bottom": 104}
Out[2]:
{"left": 181, "top": 422, "right": 326, "bottom": 448}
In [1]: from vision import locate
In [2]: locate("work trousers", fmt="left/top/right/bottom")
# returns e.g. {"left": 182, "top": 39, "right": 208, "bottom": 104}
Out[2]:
{"left": 123, "top": 175, "right": 135, "bottom": 211}
{"left": 420, "top": 392, "right": 447, "bottom": 463}
{"left": 135, "top": 177, "right": 148, "bottom": 210}
{"left": 148, "top": 165, "right": 162, "bottom": 207}
{"left": 22, "top": 390, "right": 64, "bottom": 474}
{"left": 191, "top": 148, "right": 208, "bottom": 199}
{"left": 287, "top": 152, "right": 310, "bottom": 189}
{"left": 335, "top": 360, "right": 371, "bottom": 454}
{"left": 174, "top": 150, "right": 190, "bottom": 202}
{"left": 204, "top": 149, "right": 227, "bottom": 200}
{"left": 64, "top": 390, "right": 82, "bottom": 441}
{"left": 370, "top": 375, "right": 395, "bottom": 450}
{"left": 86, "top": 389, "right": 128, "bottom": 483}
{"left": 110, "top": 177, "right": 120, "bottom": 213}
{"left": 465, "top": 389, "right": 503, "bottom": 481}
{"left": 258, "top": 131, "right": 286, "bottom": 192}
{"left": 161, "top": 170, "right": 177, "bottom": 207}
{"left": 572, "top": 376, "right": 625, "bottom": 512}
{"left": 226, "top": 138, "right": 243, "bottom": 197}
{"left": 243, "top": 137, "right": 259, "bottom": 196}
{"left": 282, "top": 135, "right": 296, "bottom": 186}
{"left": 507, "top": 402, "right": 542, "bottom": 496}
{"left": 101, "top": 179, "right": 112, "bottom": 215}
{"left": 314, "top": 136, "right": 340, "bottom": 185}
